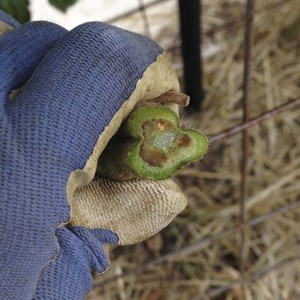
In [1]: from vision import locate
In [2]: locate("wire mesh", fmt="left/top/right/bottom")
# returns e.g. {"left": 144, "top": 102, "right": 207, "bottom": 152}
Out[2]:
{"left": 90, "top": 0, "right": 300, "bottom": 299}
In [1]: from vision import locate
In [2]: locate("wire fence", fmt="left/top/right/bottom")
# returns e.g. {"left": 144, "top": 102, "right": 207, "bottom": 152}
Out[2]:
{"left": 97, "top": 0, "right": 300, "bottom": 298}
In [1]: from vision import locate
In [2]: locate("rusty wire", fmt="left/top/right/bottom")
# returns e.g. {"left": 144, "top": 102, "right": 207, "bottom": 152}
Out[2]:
{"left": 240, "top": 0, "right": 254, "bottom": 279}
{"left": 209, "top": 98, "right": 300, "bottom": 143}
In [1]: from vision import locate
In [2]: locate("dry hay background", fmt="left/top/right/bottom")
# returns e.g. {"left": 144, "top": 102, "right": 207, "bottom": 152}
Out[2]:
{"left": 88, "top": 0, "right": 300, "bottom": 299}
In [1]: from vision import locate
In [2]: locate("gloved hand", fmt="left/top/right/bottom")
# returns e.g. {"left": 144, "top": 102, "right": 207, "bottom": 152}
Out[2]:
{"left": 0, "top": 10, "right": 187, "bottom": 300}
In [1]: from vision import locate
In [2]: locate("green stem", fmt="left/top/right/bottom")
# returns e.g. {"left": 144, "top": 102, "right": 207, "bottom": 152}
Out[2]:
{"left": 97, "top": 105, "right": 208, "bottom": 180}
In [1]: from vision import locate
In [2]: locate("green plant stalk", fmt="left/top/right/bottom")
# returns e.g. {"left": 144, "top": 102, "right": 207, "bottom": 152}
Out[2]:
{"left": 97, "top": 105, "right": 208, "bottom": 181}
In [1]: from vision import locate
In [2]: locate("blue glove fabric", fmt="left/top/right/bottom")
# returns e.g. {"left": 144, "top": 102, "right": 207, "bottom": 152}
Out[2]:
{"left": 0, "top": 11, "right": 163, "bottom": 299}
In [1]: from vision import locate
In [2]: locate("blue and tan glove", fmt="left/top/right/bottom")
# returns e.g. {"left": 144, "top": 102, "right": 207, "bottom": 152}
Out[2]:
{"left": 0, "top": 10, "right": 187, "bottom": 300}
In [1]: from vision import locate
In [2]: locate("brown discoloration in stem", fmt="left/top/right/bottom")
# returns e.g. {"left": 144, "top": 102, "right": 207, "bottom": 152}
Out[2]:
{"left": 177, "top": 134, "right": 191, "bottom": 147}
{"left": 140, "top": 148, "right": 167, "bottom": 167}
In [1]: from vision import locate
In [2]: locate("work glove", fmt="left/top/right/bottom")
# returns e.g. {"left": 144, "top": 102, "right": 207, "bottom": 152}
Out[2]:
{"left": 0, "top": 10, "right": 187, "bottom": 300}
